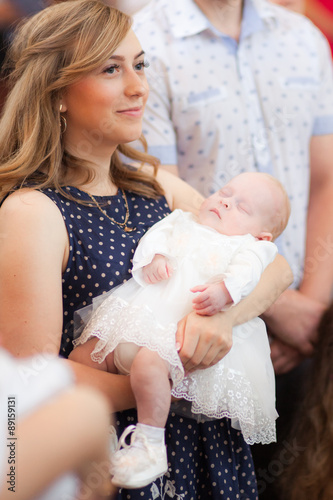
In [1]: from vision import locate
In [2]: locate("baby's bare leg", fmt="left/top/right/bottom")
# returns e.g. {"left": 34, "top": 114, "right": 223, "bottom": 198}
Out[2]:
{"left": 130, "top": 347, "right": 171, "bottom": 428}
{"left": 69, "top": 338, "right": 117, "bottom": 374}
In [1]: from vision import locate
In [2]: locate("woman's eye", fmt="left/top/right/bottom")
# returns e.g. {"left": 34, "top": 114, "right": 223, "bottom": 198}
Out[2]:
{"left": 104, "top": 64, "right": 120, "bottom": 75}
{"left": 135, "top": 60, "right": 150, "bottom": 71}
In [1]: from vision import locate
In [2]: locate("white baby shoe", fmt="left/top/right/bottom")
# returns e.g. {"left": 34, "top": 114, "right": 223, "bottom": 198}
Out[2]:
{"left": 111, "top": 424, "right": 168, "bottom": 489}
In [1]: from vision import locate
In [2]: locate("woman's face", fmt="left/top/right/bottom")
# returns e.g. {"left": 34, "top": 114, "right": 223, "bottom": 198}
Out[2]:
{"left": 61, "top": 29, "right": 149, "bottom": 157}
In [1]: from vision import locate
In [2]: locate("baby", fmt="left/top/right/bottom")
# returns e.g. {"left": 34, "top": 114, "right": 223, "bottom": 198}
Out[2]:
{"left": 70, "top": 172, "right": 291, "bottom": 489}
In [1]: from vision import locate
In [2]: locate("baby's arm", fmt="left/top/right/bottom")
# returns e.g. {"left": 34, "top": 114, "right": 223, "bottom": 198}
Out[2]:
{"left": 131, "top": 211, "right": 181, "bottom": 287}
{"left": 191, "top": 282, "right": 232, "bottom": 316}
{"left": 141, "top": 254, "right": 174, "bottom": 284}
{"left": 192, "top": 239, "right": 278, "bottom": 316}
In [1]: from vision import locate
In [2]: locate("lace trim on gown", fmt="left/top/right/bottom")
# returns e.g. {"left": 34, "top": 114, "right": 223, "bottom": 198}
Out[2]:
{"left": 75, "top": 296, "right": 276, "bottom": 444}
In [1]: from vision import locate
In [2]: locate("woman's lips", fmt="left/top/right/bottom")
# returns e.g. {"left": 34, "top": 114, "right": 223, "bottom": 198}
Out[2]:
{"left": 117, "top": 107, "right": 143, "bottom": 117}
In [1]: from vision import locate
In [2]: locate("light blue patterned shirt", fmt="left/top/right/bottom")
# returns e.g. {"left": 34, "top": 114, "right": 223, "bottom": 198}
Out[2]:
{"left": 133, "top": 0, "right": 333, "bottom": 287}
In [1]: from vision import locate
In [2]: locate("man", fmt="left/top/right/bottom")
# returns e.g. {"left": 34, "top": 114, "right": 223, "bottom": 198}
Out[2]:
{"left": 133, "top": 0, "right": 333, "bottom": 497}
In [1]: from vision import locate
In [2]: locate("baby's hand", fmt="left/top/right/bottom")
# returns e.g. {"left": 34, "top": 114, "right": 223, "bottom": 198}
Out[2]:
{"left": 142, "top": 254, "right": 174, "bottom": 284}
{"left": 191, "top": 282, "right": 232, "bottom": 316}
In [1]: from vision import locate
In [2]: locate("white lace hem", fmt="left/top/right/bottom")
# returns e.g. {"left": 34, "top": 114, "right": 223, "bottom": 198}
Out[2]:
{"left": 75, "top": 295, "right": 276, "bottom": 444}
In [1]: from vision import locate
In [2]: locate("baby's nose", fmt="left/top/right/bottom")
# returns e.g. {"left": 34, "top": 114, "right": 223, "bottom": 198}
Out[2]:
{"left": 220, "top": 199, "right": 230, "bottom": 209}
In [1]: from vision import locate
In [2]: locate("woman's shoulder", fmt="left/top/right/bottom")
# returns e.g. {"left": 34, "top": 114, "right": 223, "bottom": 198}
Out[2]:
{"left": 2, "top": 187, "right": 57, "bottom": 208}
{"left": 0, "top": 188, "right": 65, "bottom": 230}
{"left": 142, "top": 165, "right": 204, "bottom": 213}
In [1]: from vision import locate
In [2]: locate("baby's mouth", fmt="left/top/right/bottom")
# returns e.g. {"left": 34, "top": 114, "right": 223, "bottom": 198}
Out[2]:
{"left": 210, "top": 208, "right": 221, "bottom": 219}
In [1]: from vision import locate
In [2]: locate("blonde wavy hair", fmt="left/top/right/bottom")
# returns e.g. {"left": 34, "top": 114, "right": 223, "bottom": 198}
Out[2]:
{"left": 279, "top": 303, "right": 333, "bottom": 500}
{"left": 0, "top": 0, "right": 163, "bottom": 202}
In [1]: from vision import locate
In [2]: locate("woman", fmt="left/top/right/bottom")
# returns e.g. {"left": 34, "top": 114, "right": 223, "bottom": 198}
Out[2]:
{"left": 0, "top": 2, "right": 293, "bottom": 498}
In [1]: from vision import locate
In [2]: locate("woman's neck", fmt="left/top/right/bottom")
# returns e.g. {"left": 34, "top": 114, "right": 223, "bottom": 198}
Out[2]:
{"left": 194, "top": 0, "right": 244, "bottom": 41}
{"left": 63, "top": 172, "right": 118, "bottom": 196}
{"left": 62, "top": 139, "right": 119, "bottom": 195}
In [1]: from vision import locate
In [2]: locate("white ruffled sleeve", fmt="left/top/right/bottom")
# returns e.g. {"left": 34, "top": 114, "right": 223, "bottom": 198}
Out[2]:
{"left": 131, "top": 210, "right": 183, "bottom": 287}
{"left": 223, "top": 238, "right": 278, "bottom": 306}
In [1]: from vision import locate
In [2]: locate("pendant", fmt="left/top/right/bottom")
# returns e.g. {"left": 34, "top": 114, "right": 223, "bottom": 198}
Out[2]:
{"left": 124, "top": 226, "right": 136, "bottom": 233}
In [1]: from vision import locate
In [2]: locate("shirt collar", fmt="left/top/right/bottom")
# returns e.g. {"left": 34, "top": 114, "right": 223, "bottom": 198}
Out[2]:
{"left": 168, "top": 0, "right": 278, "bottom": 39}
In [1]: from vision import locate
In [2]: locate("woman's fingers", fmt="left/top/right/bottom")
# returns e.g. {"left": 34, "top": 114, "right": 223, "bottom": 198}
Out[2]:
{"left": 176, "top": 311, "right": 233, "bottom": 373}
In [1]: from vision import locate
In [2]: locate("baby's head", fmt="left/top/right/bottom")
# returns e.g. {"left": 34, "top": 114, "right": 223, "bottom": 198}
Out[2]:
{"left": 198, "top": 172, "right": 290, "bottom": 241}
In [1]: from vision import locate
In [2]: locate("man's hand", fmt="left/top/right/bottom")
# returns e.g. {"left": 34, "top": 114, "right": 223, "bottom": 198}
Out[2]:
{"left": 191, "top": 282, "right": 232, "bottom": 316}
{"left": 270, "top": 337, "right": 305, "bottom": 374}
{"left": 175, "top": 310, "right": 233, "bottom": 374}
{"left": 142, "top": 254, "right": 173, "bottom": 284}
{"left": 262, "top": 288, "right": 325, "bottom": 356}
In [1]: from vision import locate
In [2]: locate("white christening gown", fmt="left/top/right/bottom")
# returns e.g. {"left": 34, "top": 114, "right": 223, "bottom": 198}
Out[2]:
{"left": 75, "top": 210, "right": 279, "bottom": 444}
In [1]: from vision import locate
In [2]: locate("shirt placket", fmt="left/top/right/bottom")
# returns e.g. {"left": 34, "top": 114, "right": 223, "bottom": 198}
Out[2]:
{"left": 236, "top": 38, "right": 273, "bottom": 174}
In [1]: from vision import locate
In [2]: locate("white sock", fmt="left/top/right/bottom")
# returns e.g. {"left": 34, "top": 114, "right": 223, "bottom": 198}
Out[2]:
{"left": 136, "top": 423, "right": 165, "bottom": 445}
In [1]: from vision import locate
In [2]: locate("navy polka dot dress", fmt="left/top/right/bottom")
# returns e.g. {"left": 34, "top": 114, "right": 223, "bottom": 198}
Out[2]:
{"left": 42, "top": 185, "right": 258, "bottom": 500}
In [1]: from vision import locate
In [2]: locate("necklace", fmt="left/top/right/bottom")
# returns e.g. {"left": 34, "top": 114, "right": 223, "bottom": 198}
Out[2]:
{"left": 87, "top": 189, "right": 135, "bottom": 233}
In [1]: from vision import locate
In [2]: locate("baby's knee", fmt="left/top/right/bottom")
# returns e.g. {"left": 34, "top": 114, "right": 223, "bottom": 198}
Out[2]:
{"left": 132, "top": 348, "right": 169, "bottom": 380}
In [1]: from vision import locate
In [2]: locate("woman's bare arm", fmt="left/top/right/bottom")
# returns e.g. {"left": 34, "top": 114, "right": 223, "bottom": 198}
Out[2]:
{"left": 0, "top": 189, "right": 135, "bottom": 411}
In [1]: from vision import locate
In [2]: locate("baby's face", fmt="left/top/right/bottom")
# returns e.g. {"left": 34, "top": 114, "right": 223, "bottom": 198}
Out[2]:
{"left": 198, "top": 173, "right": 278, "bottom": 240}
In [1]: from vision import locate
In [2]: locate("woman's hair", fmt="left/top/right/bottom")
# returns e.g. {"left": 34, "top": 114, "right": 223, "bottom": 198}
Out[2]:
{"left": 278, "top": 303, "right": 333, "bottom": 500}
{"left": 0, "top": 0, "right": 163, "bottom": 202}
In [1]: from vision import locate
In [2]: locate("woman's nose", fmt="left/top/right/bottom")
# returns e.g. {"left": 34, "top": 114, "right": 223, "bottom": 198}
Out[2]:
{"left": 124, "top": 71, "right": 148, "bottom": 98}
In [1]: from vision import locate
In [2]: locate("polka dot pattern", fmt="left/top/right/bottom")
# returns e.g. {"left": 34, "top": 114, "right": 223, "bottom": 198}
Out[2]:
{"left": 42, "top": 184, "right": 259, "bottom": 499}
{"left": 116, "top": 409, "right": 258, "bottom": 499}
{"left": 41, "top": 186, "right": 170, "bottom": 358}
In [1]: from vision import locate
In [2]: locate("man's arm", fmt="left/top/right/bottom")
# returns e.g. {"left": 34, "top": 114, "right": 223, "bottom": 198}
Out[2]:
{"left": 263, "top": 134, "right": 333, "bottom": 372}
{"left": 301, "top": 134, "right": 333, "bottom": 302}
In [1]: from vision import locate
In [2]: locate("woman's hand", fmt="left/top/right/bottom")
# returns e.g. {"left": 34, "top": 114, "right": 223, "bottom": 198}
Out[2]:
{"left": 175, "top": 310, "right": 233, "bottom": 374}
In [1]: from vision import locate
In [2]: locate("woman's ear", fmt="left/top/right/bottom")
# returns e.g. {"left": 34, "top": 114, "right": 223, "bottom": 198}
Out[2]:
{"left": 59, "top": 102, "right": 67, "bottom": 113}
{"left": 258, "top": 231, "right": 273, "bottom": 242}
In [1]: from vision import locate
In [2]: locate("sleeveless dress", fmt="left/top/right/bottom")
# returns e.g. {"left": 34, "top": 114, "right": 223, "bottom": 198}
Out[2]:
{"left": 42, "top": 185, "right": 258, "bottom": 500}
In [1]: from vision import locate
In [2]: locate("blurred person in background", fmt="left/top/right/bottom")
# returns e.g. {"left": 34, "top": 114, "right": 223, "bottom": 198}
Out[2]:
{"left": 305, "top": 0, "right": 333, "bottom": 55}
{"left": 0, "top": 1, "right": 46, "bottom": 109}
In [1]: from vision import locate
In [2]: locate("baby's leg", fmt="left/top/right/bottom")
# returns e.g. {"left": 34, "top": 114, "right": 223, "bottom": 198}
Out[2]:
{"left": 69, "top": 338, "right": 117, "bottom": 374}
{"left": 131, "top": 347, "right": 171, "bottom": 428}
{"left": 111, "top": 348, "right": 170, "bottom": 488}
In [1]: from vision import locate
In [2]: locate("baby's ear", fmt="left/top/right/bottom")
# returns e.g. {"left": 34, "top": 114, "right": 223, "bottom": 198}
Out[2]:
{"left": 257, "top": 231, "right": 273, "bottom": 242}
